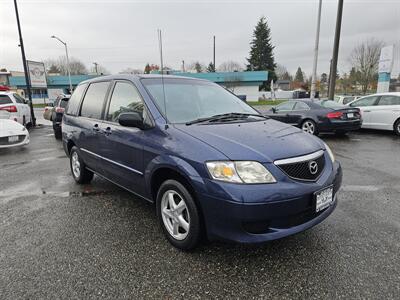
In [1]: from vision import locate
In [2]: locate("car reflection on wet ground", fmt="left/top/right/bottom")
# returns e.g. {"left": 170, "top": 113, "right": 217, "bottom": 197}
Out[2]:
{"left": 0, "top": 125, "right": 399, "bottom": 299}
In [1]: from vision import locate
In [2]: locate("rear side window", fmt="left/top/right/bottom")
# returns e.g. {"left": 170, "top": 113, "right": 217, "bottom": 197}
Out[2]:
{"left": 66, "top": 84, "right": 87, "bottom": 116}
{"left": 80, "top": 82, "right": 110, "bottom": 119}
{"left": 0, "top": 95, "right": 13, "bottom": 105}
{"left": 378, "top": 96, "right": 400, "bottom": 106}
{"left": 350, "top": 96, "right": 379, "bottom": 107}
{"left": 276, "top": 101, "right": 295, "bottom": 111}
{"left": 294, "top": 102, "right": 310, "bottom": 110}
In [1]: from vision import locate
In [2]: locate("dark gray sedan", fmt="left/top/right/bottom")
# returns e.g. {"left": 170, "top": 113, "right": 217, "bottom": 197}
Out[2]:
{"left": 265, "top": 99, "right": 362, "bottom": 135}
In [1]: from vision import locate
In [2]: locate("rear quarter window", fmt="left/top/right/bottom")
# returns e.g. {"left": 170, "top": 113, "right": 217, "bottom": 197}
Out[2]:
{"left": 66, "top": 84, "right": 87, "bottom": 116}
{"left": 0, "top": 95, "right": 13, "bottom": 105}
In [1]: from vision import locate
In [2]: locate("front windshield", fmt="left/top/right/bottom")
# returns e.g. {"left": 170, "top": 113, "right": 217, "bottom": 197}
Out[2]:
{"left": 318, "top": 100, "right": 346, "bottom": 109}
{"left": 141, "top": 78, "right": 258, "bottom": 123}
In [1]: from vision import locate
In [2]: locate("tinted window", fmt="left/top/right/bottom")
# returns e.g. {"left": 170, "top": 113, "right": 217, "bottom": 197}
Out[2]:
{"left": 276, "top": 101, "right": 295, "bottom": 111}
{"left": 294, "top": 102, "right": 309, "bottom": 110}
{"left": 378, "top": 95, "right": 400, "bottom": 106}
{"left": 350, "top": 96, "right": 379, "bottom": 107}
{"left": 66, "top": 84, "right": 87, "bottom": 116}
{"left": 80, "top": 82, "right": 110, "bottom": 119}
{"left": 107, "top": 82, "right": 144, "bottom": 122}
{"left": 0, "top": 95, "right": 12, "bottom": 105}
{"left": 13, "top": 93, "right": 26, "bottom": 104}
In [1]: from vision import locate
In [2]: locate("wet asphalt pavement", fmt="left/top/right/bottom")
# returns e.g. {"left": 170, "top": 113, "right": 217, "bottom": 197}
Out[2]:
{"left": 0, "top": 125, "right": 399, "bottom": 299}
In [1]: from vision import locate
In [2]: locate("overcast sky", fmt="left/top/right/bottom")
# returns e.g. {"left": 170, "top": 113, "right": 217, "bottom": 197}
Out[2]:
{"left": 1, "top": 0, "right": 399, "bottom": 77}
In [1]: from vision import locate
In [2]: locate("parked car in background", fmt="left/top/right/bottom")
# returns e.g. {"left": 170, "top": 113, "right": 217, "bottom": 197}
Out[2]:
{"left": 0, "top": 111, "right": 30, "bottom": 149}
{"left": 347, "top": 92, "right": 400, "bottom": 135}
{"left": 334, "top": 95, "right": 360, "bottom": 105}
{"left": 43, "top": 94, "right": 70, "bottom": 139}
{"left": 62, "top": 75, "right": 342, "bottom": 250}
{"left": 0, "top": 91, "right": 32, "bottom": 127}
{"left": 265, "top": 99, "right": 362, "bottom": 136}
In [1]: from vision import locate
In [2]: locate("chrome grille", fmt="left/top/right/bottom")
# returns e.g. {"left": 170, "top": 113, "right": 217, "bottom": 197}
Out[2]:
{"left": 275, "top": 150, "right": 325, "bottom": 181}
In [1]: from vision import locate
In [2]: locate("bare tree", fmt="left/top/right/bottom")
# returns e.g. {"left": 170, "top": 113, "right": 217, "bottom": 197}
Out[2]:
{"left": 44, "top": 56, "right": 88, "bottom": 75}
{"left": 218, "top": 61, "right": 244, "bottom": 72}
{"left": 119, "top": 68, "right": 143, "bottom": 74}
{"left": 350, "top": 39, "right": 384, "bottom": 94}
{"left": 275, "top": 64, "right": 292, "bottom": 81}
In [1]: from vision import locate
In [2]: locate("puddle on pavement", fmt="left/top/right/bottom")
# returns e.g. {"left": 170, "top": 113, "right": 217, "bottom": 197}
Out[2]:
{"left": 0, "top": 155, "right": 66, "bottom": 168}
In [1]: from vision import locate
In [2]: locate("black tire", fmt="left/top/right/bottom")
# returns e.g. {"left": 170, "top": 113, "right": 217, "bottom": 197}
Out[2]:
{"left": 69, "top": 146, "right": 94, "bottom": 184}
{"left": 301, "top": 119, "right": 318, "bottom": 135}
{"left": 394, "top": 119, "right": 400, "bottom": 136}
{"left": 156, "top": 179, "right": 201, "bottom": 250}
{"left": 54, "top": 128, "right": 62, "bottom": 140}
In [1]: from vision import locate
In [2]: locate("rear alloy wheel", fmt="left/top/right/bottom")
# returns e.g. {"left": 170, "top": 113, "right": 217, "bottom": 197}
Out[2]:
{"left": 69, "top": 146, "right": 94, "bottom": 184}
{"left": 301, "top": 120, "right": 317, "bottom": 135}
{"left": 394, "top": 119, "right": 400, "bottom": 136}
{"left": 156, "top": 179, "right": 201, "bottom": 250}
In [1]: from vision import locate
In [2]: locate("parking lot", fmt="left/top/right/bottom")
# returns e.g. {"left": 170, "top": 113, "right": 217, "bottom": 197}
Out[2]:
{"left": 0, "top": 124, "right": 399, "bottom": 299}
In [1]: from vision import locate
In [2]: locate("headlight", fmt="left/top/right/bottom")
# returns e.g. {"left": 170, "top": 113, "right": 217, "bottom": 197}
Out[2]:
{"left": 206, "top": 161, "right": 276, "bottom": 184}
{"left": 324, "top": 142, "right": 335, "bottom": 163}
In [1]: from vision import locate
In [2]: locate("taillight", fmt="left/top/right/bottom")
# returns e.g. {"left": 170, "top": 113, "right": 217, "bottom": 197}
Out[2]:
{"left": 55, "top": 107, "right": 65, "bottom": 113}
{"left": 326, "top": 111, "right": 343, "bottom": 119}
{"left": 0, "top": 105, "right": 17, "bottom": 113}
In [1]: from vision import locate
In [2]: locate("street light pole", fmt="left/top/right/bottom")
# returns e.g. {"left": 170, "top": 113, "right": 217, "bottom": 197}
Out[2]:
{"left": 310, "top": 0, "right": 322, "bottom": 100}
{"left": 213, "top": 35, "right": 216, "bottom": 72}
{"left": 13, "top": 0, "right": 36, "bottom": 126}
{"left": 93, "top": 62, "right": 98, "bottom": 75}
{"left": 328, "top": 0, "right": 344, "bottom": 100}
{"left": 51, "top": 35, "right": 73, "bottom": 93}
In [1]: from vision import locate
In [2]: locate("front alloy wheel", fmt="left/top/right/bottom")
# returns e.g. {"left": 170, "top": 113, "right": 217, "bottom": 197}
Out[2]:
{"left": 302, "top": 120, "right": 317, "bottom": 135}
{"left": 161, "top": 190, "right": 190, "bottom": 240}
{"left": 156, "top": 179, "right": 201, "bottom": 250}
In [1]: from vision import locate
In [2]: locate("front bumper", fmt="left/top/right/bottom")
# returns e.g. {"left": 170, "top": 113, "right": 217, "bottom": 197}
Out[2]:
{"left": 196, "top": 160, "right": 342, "bottom": 243}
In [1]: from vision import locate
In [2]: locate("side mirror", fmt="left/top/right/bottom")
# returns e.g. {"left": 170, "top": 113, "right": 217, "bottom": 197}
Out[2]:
{"left": 271, "top": 107, "right": 277, "bottom": 113}
{"left": 118, "top": 112, "right": 144, "bottom": 129}
{"left": 47, "top": 102, "right": 54, "bottom": 107}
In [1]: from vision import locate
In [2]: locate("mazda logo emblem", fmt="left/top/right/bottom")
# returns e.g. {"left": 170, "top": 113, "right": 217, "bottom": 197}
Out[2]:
{"left": 309, "top": 161, "right": 318, "bottom": 175}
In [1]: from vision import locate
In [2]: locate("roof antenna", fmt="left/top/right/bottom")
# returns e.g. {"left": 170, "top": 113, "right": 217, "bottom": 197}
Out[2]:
{"left": 158, "top": 29, "right": 168, "bottom": 129}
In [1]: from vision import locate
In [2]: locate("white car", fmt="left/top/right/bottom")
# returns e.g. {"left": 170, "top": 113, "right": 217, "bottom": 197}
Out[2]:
{"left": 347, "top": 92, "right": 400, "bottom": 135}
{"left": 0, "top": 111, "right": 30, "bottom": 148}
{"left": 0, "top": 91, "right": 32, "bottom": 126}
{"left": 334, "top": 95, "right": 360, "bottom": 105}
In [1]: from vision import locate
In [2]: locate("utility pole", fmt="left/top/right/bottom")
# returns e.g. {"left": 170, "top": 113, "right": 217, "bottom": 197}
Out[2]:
{"left": 213, "top": 35, "right": 216, "bottom": 72}
{"left": 182, "top": 60, "right": 185, "bottom": 72}
{"left": 93, "top": 62, "right": 98, "bottom": 75}
{"left": 13, "top": 0, "right": 36, "bottom": 126}
{"left": 328, "top": 0, "right": 344, "bottom": 100}
{"left": 310, "top": 0, "right": 322, "bottom": 100}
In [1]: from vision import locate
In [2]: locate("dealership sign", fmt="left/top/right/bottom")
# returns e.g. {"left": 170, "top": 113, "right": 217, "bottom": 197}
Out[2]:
{"left": 27, "top": 60, "right": 47, "bottom": 88}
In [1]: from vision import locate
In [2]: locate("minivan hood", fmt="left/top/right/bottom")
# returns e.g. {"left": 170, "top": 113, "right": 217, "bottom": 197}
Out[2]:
{"left": 175, "top": 119, "right": 323, "bottom": 162}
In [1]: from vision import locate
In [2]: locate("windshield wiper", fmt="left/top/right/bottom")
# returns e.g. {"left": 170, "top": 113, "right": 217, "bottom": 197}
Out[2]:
{"left": 185, "top": 113, "right": 267, "bottom": 125}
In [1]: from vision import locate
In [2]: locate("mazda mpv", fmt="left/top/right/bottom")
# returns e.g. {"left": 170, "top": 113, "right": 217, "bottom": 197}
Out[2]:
{"left": 62, "top": 75, "right": 342, "bottom": 250}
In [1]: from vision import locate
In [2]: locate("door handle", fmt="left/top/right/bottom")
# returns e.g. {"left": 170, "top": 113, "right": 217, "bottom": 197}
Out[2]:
{"left": 93, "top": 124, "right": 100, "bottom": 132}
{"left": 363, "top": 110, "right": 371, "bottom": 113}
{"left": 102, "top": 126, "right": 112, "bottom": 136}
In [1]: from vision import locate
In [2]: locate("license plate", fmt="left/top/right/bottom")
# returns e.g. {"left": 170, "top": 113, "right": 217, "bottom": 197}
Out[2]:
{"left": 315, "top": 186, "right": 334, "bottom": 212}
{"left": 8, "top": 136, "right": 19, "bottom": 142}
{"left": 347, "top": 113, "right": 354, "bottom": 118}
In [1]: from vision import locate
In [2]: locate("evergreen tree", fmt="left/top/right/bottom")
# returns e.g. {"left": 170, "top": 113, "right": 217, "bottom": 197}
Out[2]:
{"left": 207, "top": 62, "right": 215, "bottom": 72}
{"left": 294, "top": 67, "right": 304, "bottom": 82}
{"left": 246, "top": 16, "right": 276, "bottom": 90}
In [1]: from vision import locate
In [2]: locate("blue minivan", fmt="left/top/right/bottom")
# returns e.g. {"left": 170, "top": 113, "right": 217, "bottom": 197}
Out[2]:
{"left": 62, "top": 75, "right": 342, "bottom": 250}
